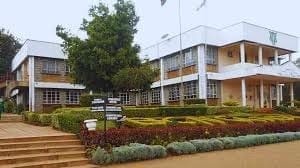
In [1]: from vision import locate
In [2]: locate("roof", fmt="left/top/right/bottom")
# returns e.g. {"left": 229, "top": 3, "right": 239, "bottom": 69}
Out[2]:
{"left": 12, "top": 39, "right": 66, "bottom": 71}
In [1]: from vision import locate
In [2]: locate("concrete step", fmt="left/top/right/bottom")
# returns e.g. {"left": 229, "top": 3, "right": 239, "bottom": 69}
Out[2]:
{"left": 0, "top": 135, "right": 78, "bottom": 143}
{"left": 0, "top": 140, "right": 81, "bottom": 149}
{"left": 0, "top": 146, "right": 85, "bottom": 157}
{"left": 0, "top": 158, "right": 90, "bottom": 168}
{"left": 0, "top": 151, "right": 86, "bottom": 165}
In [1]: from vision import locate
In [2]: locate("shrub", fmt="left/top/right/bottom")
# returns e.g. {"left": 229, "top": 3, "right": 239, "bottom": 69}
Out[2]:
{"left": 92, "top": 144, "right": 167, "bottom": 165}
{"left": 4, "top": 99, "right": 15, "bottom": 113}
{"left": 190, "top": 140, "right": 213, "bottom": 152}
{"left": 52, "top": 108, "right": 103, "bottom": 134}
{"left": 166, "top": 142, "right": 196, "bottom": 155}
{"left": 80, "top": 94, "right": 103, "bottom": 107}
{"left": 218, "top": 137, "right": 235, "bottom": 149}
{"left": 80, "top": 121, "right": 300, "bottom": 148}
{"left": 39, "top": 114, "right": 52, "bottom": 126}
{"left": 27, "top": 112, "right": 40, "bottom": 124}
{"left": 122, "top": 108, "right": 160, "bottom": 118}
{"left": 124, "top": 118, "right": 167, "bottom": 128}
{"left": 160, "top": 106, "right": 208, "bottom": 116}
{"left": 223, "top": 101, "right": 239, "bottom": 107}
{"left": 294, "top": 100, "right": 300, "bottom": 108}
{"left": 184, "top": 99, "right": 206, "bottom": 105}
{"left": 273, "top": 106, "right": 297, "bottom": 113}
{"left": 208, "top": 138, "right": 224, "bottom": 150}
{"left": 207, "top": 106, "right": 252, "bottom": 115}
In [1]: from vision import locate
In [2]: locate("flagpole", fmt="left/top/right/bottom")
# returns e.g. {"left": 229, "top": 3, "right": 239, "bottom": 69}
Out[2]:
{"left": 178, "top": 0, "right": 184, "bottom": 106}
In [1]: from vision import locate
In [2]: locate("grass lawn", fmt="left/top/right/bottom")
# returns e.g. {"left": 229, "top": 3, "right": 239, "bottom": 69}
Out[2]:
{"left": 96, "top": 120, "right": 118, "bottom": 130}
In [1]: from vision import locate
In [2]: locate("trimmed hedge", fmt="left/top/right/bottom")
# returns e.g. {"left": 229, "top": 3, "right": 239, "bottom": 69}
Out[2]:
{"left": 39, "top": 114, "right": 52, "bottom": 126}
{"left": 80, "top": 121, "right": 300, "bottom": 148}
{"left": 122, "top": 105, "right": 208, "bottom": 118}
{"left": 166, "top": 142, "right": 196, "bottom": 155}
{"left": 92, "top": 143, "right": 167, "bottom": 165}
{"left": 207, "top": 106, "right": 252, "bottom": 115}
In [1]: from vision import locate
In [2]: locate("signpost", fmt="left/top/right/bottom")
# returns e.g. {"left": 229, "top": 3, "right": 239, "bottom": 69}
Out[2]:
{"left": 91, "top": 97, "right": 124, "bottom": 143}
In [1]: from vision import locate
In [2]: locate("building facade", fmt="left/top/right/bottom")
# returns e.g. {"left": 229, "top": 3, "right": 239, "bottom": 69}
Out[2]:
{"left": 138, "top": 22, "right": 300, "bottom": 108}
{"left": 0, "top": 40, "right": 85, "bottom": 112}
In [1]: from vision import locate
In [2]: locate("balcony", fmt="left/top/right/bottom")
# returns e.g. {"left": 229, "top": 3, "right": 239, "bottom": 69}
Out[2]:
{"left": 208, "top": 62, "right": 300, "bottom": 81}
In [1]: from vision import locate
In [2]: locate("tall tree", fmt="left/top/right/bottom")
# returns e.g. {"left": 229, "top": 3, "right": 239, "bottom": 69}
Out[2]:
{"left": 56, "top": 0, "right": 156, "bottom": 93}
{"left": 0, "top": 29, "right": 21, "bottom": 75}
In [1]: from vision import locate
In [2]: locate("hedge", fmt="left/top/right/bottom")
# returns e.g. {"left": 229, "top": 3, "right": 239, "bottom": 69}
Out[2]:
{"left": 80, "top": 121, "right": 300, "bottom": 147}
{"left": 92, "top": 143, "right": 167, "bottom": 165}
{"left": 91, "top": 132, "right": 300, "bottom": 165}
{"left": 122, "top": 105, "right": 208, "bottom": 118}
{"left": 206, "top": 106, "right": 252, "bottom": 115}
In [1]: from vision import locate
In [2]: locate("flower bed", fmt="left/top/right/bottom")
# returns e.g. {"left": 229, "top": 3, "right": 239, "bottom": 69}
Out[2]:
{"left": 80, "top": 121, "right": 300, "bottom": 147}
{"left": 91, "top": 132, "right": 300, "bottom": 165}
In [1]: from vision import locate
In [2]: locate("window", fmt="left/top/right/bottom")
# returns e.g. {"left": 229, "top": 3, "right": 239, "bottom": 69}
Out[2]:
{"left": 43, "top": 89, "right": 60, "bottom": 104}
{"left": 151, "top": 88, "right": 161, "bottom": 104}
{"left": 184, "top": 81, "right": 197, "bottom": 99}
{"left": 42, "top": 60, "right": 58, "bottom": 74}
{"left": 207, "top": 80, "right": 218, "bottom": 98}
{"left": 183, "top": 49, "right": 196, "bottom": 67}
{"left": 66, "top": 91, "right": 81, "bottom": 104}
{"left": 169, "top": 85, "right": 180, "bottom": 101}
{"left": 165, "top": 55, "right": 180, "bottom": 71}
{"left": 206, "top": 46, "right": 218, "bottom": 65}
{"left": 141, "top": 92, "right": 149, "bottom": 105}
{"left": 119, "top": 93, "right": 130, "bottom": 105}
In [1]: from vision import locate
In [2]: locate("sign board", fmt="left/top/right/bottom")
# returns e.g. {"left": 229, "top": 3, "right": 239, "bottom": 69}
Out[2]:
{"left": 91, "top": 97, "right": 123, "bottom": 120}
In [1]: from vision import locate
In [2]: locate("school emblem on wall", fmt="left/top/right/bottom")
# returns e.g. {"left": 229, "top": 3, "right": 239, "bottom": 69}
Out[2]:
{"left": 269, "top": 31, "right": 277, "bottom": 45}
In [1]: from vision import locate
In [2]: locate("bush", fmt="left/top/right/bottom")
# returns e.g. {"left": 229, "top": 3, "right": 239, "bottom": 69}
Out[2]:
{"left": 39, "top": 114, "right": 52, "bottom": 126}
{"left": 92, "top": 144, "right": 167, "bottom": 165}
{"left": 122, "top": 108, "right": 160, "bottom": 118}
{"left": 4, "top": 99, "right": 15, "bottom": 113}
{"left": 166, "top": 142, "right": 196, "bottom": 155}
{"left": 184, "top": 99, "right": 206, "bottom": 105}
{"left": 190, "top": 139, "right": 213, "bottom": 152}
{"left": 52, "top": 108, "right": 103, "bottom": 134}
{"left": 274, "top": 106, "right": 297, "bottom": 115}
{"left": 80, "top": 94, "right": 103, "bottom": 107}
{"left": 207, "top": 106, "right": 252, "bottom": 115}
{"left": 223, "top": 101, "right": 239, "bottom": 107}
{"left": 27, "top": 112, "right": 40, "bottom": 124}
{"left": 294, "top": 100, "right": 300, "bottom": 108}
{"left": 160, "top": 106, "right": 208, "bottom": 116}
{"left": 80, "top": 121, "right": 300, "bottom": 148}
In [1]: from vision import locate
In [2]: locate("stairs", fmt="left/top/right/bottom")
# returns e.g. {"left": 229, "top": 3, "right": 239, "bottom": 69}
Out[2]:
{"left": 0, "top": 135, "right": 98, "bottom": 168}
{"left": 0, "top": 113, "right": 22, "bottom": 123}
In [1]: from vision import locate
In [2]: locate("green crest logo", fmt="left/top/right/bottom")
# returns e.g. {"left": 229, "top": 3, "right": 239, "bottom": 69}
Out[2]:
{"left": 269, "top": 31, "right": 277, "bottom": 45}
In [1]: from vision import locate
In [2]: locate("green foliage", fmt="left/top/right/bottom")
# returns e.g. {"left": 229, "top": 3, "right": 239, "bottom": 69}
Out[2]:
{"left": 112, "top": 63, "right": 159, "bottom": 91}
{"left": 27, "top": 112, "right": 40, "bottom": 124}
{"left": 294, "top": 100, "right": 300, "bottom": 108}
{"left": 166, "top": 142, "right": 197, "bottom": 155}
{"left": 96, "top": 120, "right": 117, "bottom": 131}
{"left": 92, "top": 144, "right": 167, "bottom": 165}
{"left": 39, "top": 114, "right": 52, "bottom": 126}
{"left": 223, "top": 100, "right": 239, "bottom": 107}
{"left": 3, "top": 99, "right": 15, "bottom": 113}
{"left": 52, "top": 108, "right": 103, "bottom": 134}
{"left": 207, "top": 106, "right": 252, "bottom": 115}
{"left": 122, "top": 107, "right": 160, "bottom": 118}
{"left": 184, "top": 99, "right": 206, "bottom": 105}
{"left": 80, "top": 94, "right": 103, "bottom": 107}
{"left": 0, "top": 29, "right": 21, "bottom": 75}
{"left": 190, "top": 139, "right": 213, "bottom": 152}
{"left": 274, "top": 106, "right": 297, "bottom": 114}
{"left": 56, "top": 0, "right": 147, "bottom": 92}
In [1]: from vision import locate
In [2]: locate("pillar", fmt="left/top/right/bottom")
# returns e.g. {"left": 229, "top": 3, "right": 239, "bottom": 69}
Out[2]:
{"left": 258, "top": 46, "right": 263, "bottom": 65}
{"left": 274, "top": 50, "right": 279, "bottom": 65}
{"left": 241, "top": 78, "right": 247, "bottom": 106}
{"left": 260, "top": 79, "right": 264, "bottom": 108}
{"left": 269, "top": 84, "right": 273, "bottom": 108}
{"left": 197, "top": 45, "right": 207, "bottom": 101}
{"left": 276, "top": 82, "right": 280, "bottom": 106}
{"left": 160, "top": 58, "right": 165, "bottom": 105}
{"left": 289, "top": 53, "right": 293, "bottom": 62}
{"left": 290, "top": 83, "right": 294, "bottom": 107}
{"left": 240, "top": 43, "right": 246, "bottom": 64}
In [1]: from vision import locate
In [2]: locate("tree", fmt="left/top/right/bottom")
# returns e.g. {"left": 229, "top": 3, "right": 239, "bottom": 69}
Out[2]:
{"left": 56, "top": 0, "right": 155, "bottom": 93}
{"left": 112, "top": 62, "right": 159, "bottom": 92}
{"left": 0, "top": 29, "right": 21, "bottom": 75}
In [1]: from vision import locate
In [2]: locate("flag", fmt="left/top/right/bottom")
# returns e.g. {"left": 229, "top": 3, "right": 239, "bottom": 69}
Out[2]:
{"left": 161, "top": 0, "right": 167, "bottom": 6}
{"left": 196, "top": 0, "right": 207, "bottom": 11}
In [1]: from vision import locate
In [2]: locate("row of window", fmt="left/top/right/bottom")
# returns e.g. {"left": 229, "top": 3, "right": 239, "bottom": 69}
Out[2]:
{"left": 43, "top": 90, "right": 80, "bottom": 104}
{"left": 42, "top": 60, "right": 70, "bottom": 74}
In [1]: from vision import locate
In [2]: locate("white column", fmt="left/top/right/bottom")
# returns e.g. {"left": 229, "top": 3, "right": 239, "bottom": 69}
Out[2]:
{"left": 289, "top": 53, "right": 293, "bottom": 62}
{"left": 160, "top": 58, "right": 165, "bottom": 105}
{"left": 290, "top": 83, "right": 294, "bottom": 107}
{"left": 197, "top": 45, "right": 207, "bottom": 101}
{"left": 241, "top": 78, "right": 247, "bottom": 106}
{"left": 240, "top": 42, "right": 246, "bottom": 64}
{"left": 258, "top": 46, "right": 263, "bottom": 65}
{"left": 269, "top": 85, "right": 273, "bottom": 108}
{"left": 280, "top": 85, "right": 283, "bottom": 102}
{"left": 260, "top": 79, "right": 264, "bottom": 108}
{"left": 274, "top": 50, "right": 279, "bottom": 65}
{"left": 28, "top": 56, "right": 35, "bottom": 112}
{"left": 276, "top": 82, "right": 280, "bottom": 106}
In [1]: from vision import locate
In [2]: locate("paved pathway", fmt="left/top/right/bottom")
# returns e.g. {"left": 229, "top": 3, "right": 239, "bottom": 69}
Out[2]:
{"left": 0, "top": 122, "right": 72, "bottom": 139}
{"left": 105, "top": 141, "right": 300, "bottom": 168}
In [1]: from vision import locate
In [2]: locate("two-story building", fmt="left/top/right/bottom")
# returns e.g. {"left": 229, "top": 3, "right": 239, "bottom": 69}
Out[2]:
{"left": 0, "top": 40, "right": 85, "bottom": 112}
{"left": 138, "top": 22, "right": 300, "bottom": 108}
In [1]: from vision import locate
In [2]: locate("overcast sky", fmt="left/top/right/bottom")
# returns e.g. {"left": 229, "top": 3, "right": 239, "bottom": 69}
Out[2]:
{"left": 0, "top": 0, "right": 299, "bottom": 59}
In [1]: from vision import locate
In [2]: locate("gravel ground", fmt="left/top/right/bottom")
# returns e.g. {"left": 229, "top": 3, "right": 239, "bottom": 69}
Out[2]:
{"left": 104, "top": 141, "right": 300, "bottom": 168}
